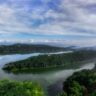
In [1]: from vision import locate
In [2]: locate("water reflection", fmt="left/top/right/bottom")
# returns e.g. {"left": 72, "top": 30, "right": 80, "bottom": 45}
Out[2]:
{"left": 0, "top": 52, "right": 95, "bottom": 87}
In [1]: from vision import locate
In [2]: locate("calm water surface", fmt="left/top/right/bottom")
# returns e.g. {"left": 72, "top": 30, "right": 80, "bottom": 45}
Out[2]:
{"left": 0, "top": 52, "right": 95, "bottom": 96}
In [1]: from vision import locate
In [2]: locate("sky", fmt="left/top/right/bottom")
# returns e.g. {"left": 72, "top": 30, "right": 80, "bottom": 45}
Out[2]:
{"left": 0, "top": 0, "right": 96, "bottom": 47}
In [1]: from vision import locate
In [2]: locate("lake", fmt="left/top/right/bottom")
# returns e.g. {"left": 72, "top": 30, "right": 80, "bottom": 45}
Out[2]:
{"left": 0, "top": 52, "right": 95, "bottom": 96}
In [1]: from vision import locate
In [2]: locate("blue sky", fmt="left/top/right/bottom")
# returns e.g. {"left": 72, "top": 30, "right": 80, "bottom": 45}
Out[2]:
{"left": 0, "top": 0, "right": 96, "bottom": 47}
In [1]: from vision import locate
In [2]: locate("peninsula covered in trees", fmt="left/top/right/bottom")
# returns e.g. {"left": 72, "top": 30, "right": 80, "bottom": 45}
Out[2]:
{"left": 0, "top": 44, "right": 71, "bottom": 55}
{"left": 3, "top": 50, "right": 96, "bottom": 73}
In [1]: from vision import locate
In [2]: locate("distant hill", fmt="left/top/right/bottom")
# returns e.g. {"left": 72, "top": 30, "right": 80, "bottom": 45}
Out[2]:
{"left": 0, "top": 44, "right": 72, "bottom": 55}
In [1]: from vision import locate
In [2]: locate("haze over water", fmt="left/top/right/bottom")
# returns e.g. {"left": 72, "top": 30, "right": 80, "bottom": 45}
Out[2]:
{"left": 0, "top": 52, "right": 95, "bottom": 87}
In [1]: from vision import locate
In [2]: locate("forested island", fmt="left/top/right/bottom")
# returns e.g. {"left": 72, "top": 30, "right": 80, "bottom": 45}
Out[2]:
{"left": 59, "top": 69, "right": 96, "bottom": 96}
{"left": 0, "top": 79, "right": 44, "bottom": 96}
{"left": 3, "top": 50, "right": 96, "bottom": 73}
{"left": 0, "top": 44, "right": 70, "bottom": 55}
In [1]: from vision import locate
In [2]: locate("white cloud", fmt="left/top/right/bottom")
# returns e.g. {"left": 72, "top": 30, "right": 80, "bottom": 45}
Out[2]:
{"left": 0, "top": 0, "right": 96, "bottom": 47}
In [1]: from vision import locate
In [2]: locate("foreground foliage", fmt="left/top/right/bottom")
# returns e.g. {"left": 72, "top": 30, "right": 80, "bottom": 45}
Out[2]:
{"left": 60, "top": 70, "right": 96, "bottom": 96}
{"left": 3, "top": 50, "right": 96, "bottom": 73}
{"left": 0, "top": 80, "right": 44, "bottom": 96}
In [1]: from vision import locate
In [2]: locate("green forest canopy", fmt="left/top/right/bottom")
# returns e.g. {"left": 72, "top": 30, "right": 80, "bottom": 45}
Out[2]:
{"left": 3, "top": 50, "right": 96, "bottom": 73}
{"left": 0, "top": 79, "right": 44, "bottom": 96}
{"left": 60, "top": 69, "right": 96, "bottom": 96}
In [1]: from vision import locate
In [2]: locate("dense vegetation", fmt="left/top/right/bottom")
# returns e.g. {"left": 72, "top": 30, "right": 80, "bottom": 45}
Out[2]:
{"left": 0, "top": 44, "right": 69, "bottom": 54}
{"left": 3, "top": 50, "right": 96, "bottom": 73}
{"left": 0, "top": 79, "right": 44, "bottom": 96}
{"left": 59, "top": 69, "right": 96, "bottom": 96}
